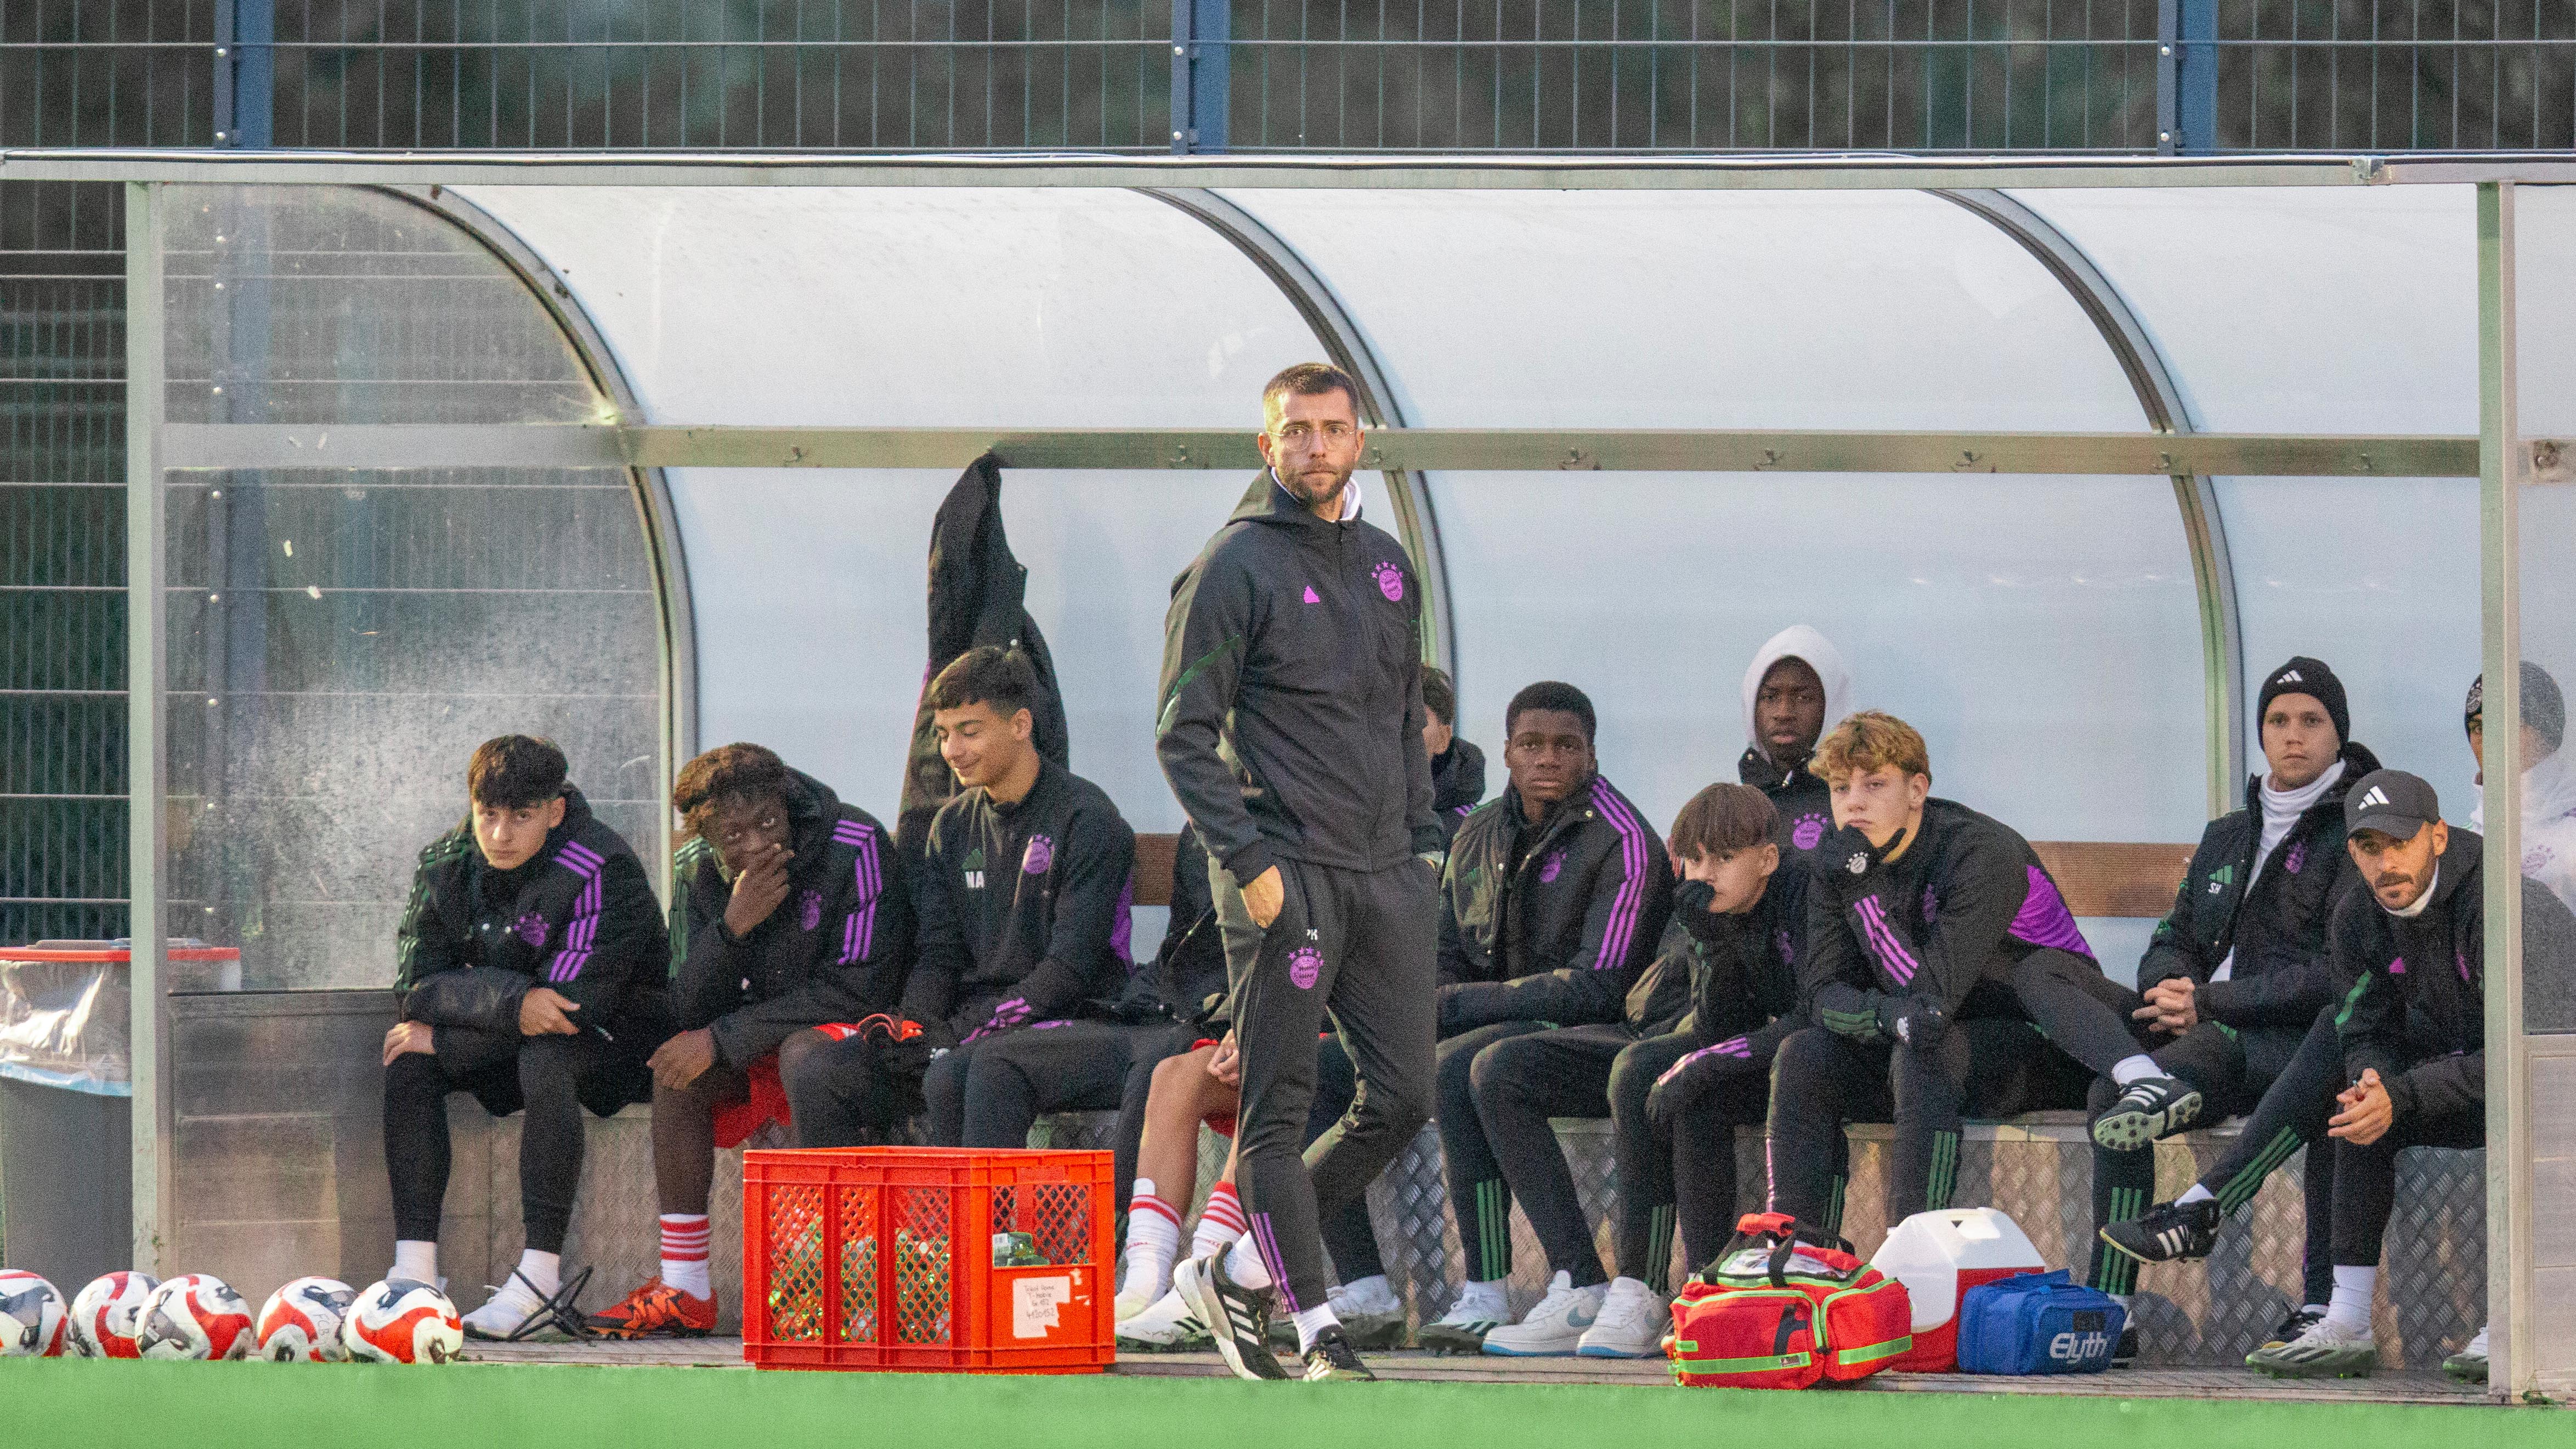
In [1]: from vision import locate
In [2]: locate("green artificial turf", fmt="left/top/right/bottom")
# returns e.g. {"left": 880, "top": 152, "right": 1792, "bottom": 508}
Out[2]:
{"left": 0, "top": 1360, "right": 2560, "bottom": 1449}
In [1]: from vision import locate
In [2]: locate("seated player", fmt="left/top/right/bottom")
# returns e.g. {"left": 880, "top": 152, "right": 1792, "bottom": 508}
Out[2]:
{"left": 1737, "top": 625, "right": 1848, "bottom": 870}
{"left": 2469, "top": 662, "right": 2576, "bottom": 914}
{"left": 2108, "top": 770, "right": 2575, "bottom": 1382}
{"left": 589, "top": 743, "right": 910, "bottom": 1338}
{"left": 382, "top": 735, "right": 666, "bottom": 1339}
{"left": 1423, "top": 665, "right": 1486, "bottom": 840}
{"left": 1470, "top": 783, "right": 1804, "bottom": 1357}
{"left": 789, "top": 647, "right": 1136, "bottom": 1147}
{"left": 1764, "top": 711, "right": 2093, "bottom": 1233}
{"left": 2014, "top": 658, "right": 2371, "bottom": 1359}
{"left": 1414, "top": 681, "right": 1674, "bottom": 1354}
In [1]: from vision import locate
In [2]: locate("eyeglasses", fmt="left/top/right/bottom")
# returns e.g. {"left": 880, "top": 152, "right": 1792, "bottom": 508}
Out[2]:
{"left": 1271, "top": 421, "right": 1356, "bottom": 443}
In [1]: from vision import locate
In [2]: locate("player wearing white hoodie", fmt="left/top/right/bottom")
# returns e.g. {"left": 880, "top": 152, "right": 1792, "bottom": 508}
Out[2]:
{"left": 2467, "top": 662, "right": 2576, "bottom": 916}
{"left": 1737, "top": 625, "right": 1849, "bottom": 873}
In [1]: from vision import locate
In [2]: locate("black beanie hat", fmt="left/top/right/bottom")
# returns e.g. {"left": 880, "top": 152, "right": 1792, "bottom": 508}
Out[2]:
{"left": 2257, "top": 656, "right": 2349, "bottom": 745}
{"left": 2465, "top": 661, "right": 2567, "bottom": 750}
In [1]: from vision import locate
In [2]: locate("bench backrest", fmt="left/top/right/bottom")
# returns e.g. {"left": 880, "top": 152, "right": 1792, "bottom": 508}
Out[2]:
{"left": 1126, "top": 834, "right": 2193, "bottom": 918}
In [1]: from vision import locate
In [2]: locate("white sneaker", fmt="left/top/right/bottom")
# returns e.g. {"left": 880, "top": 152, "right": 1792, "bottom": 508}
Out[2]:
{"left": 1417, "top": 1282, "right": 1508, "bottom": 1355}
{"left": 1326, "top": 1276, "right": 1408, "bottom": 1350}
{"left": 1481, "top": 1271, "right": 1607, "bottom": 1357}
{"left": 2247, "top": 1316, "right": 2376, "bottom": 1379}
{"left": 460, "top": 1283, "right": 546, "bottom": 1341}
{"left": 1576, "top": 1277, "right": 1669, "bottom": 1358}
{"left": 1116, "top": 1254, "right": 1173, "bottom": 1322}
{"left": 1113, "top": 1287, "right": 1210, "bottom": 1351}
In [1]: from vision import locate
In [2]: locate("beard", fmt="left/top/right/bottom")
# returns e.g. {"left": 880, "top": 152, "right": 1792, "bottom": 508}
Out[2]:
{"left": 1278, "top": 462, "right": 1353, "bottom": 512}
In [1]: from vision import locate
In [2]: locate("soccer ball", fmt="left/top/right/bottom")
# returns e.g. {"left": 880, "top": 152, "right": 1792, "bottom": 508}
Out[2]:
{"left": 137, "top": 1274, "right": 256, "bottom": 1360}
{"left": 66, "top": 1271, "right": 158, "bottom": 1358}
{"left": 257, "top": 1277, "right": 357, "bottom": 1362}
{"left": 0, "top": 1271, "right": 67, "bottom": 1356}
{"left": 342, "top": 1279, "right": 462, "bottom": 1365}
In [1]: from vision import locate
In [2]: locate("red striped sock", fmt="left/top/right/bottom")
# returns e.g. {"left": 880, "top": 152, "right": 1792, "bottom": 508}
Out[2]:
{"left": 1192, "top": 1181, "right": 1247, "bottom": 1258}
{"left": 660, "top": 1214, "right": 712, "bottom": 1299}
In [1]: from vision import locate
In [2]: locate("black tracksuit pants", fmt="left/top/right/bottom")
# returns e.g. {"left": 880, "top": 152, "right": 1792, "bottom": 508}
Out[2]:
{"left": 2085, "top": 1016, "right": 2334, "bottom": 1304}
{"left": 2171, "top": 1012, "right": 2347, "bottom": 1293}
{"left": 1435, "top": 1020, "right": 1553, "bottom": 1283}
{"left": 1471, "top": 1025, "right": 1752, "bottom": 1294}
{"left": 2013, "top": 949, "right": 2166, "bottom": 1076}
{"left": 1307, "top": 1034, "right": 1390, "bottom": 1285}
{"left": 1214, "top": 856, "right": 1438, "bottom": 1315}
{"left": 383, "top": 1027, "right": 626, "bottom": 1255}
{"left": 924, "top": 1018, "right": 1174, "bottom": 1191}
{"left": 2330, "top": 1088, "right": 2483, "bottom": 1269}
{"left": 778, "top": 1033, "right": 926, "bottom": 1148}
{"left": 1767, "top": 1016, "right": 2089, "bottom": 1228}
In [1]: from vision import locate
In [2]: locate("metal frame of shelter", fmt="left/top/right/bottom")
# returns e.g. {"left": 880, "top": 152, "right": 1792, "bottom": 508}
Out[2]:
{"left": 2, "top": 145, "right": 2557, "bottom": 1397}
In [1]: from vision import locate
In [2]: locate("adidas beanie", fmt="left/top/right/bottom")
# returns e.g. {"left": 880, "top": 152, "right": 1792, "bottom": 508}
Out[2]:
{"left": 2465, "top": 661, "right": 2567, "bottom": 750}
{"left": 2258, "top": 656, "right": 2349, "bottom": 746}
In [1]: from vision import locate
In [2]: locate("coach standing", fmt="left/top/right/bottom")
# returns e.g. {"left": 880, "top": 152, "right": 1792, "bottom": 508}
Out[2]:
{"left": 1158, "top": 362, "right": 1444, "bottom": 1383}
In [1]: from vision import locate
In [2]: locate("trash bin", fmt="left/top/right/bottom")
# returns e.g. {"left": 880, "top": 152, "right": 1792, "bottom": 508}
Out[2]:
{"left": 0, "top": 941, "right": 238, "bottom": 1287}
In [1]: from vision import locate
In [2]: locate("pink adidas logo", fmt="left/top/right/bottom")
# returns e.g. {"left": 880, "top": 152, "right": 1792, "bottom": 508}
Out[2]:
{"left": 1303, "top": 586, "right": 1321, "bottom": 604}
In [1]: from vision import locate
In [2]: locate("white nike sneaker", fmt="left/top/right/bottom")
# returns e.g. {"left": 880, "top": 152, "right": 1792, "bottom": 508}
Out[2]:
{"left": 1481, "top": 1271, "right": 1607, "bottom": 1357}
{"left": 1116, "top": 1254, "right": 1174, "bottom": 1322}
{"left": 1417, "top": 1283, "right": 1509, "bottom": 1355}
{"left": 1113, "top": 1286, "right": 1210, "bottom": 1351}
{"left": 1576, "top": 1277, "right": 1669, "bottom": 1358}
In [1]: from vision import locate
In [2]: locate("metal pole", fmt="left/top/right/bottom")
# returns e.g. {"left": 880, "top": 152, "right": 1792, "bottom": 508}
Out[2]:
{"left": 1170, "top": 0, "right": 1230, "bottom": 154}
{"left": 122, "top": 180, "right": 171, "bottom": 1277}
{"left": 2176, "top": 0, "right": 2218, "bottom": 153}
{"left": 2155, "top": 0, "right": 2179, "bottom": 156}
{"left": 2476, "top": 177, "right": 2530, "bottom": 1403}
{"left": 213, "top": 0, "right": 277, "bottom": 148}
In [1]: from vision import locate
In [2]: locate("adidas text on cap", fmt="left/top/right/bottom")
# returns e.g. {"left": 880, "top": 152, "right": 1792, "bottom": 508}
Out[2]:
{"left": 2343, "top": 768, "right": 2440, "bottom": 841}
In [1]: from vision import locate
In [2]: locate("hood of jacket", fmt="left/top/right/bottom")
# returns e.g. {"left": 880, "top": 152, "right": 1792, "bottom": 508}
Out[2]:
{"left": 1228, "top": 471, "right": 1364, "bottom": 532}
{"left": 1741, "top": 625, "right": 1850, "bottom": 771}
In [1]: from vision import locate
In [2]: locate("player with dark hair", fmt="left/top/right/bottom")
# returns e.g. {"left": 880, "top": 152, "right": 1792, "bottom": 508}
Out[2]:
{"left": 1421, "top": 665, "right": 1486, "bottom": 841}
{"left": 1413, "top": 680, "right": 1673, "bottom": 1354}
{"left": 782, "top": 646, "right": 1136, "bottom": 1149}
{"left": 1764, "top": 711, "right": 2093, "bottom": 1231}
{"left": 903, "top": 646, "right": 1142, "bottom": 1150}
{"left": 587, "top": 742, "right": 910, "bottom": 1338}
{"left": 1157, "top": 360, "right": 1445, "bottom": 1382}
{"left": 1470, "top": 782, "right": 1803, "bottom": 1357}
{"left": 2010, "top": 656, "right": 2371, "bottom": 1362}
{"left": 1737, "top": 626, "right": 1847, "bottom": 870}
{"left": 382, "top": 735, "right": 667, "bottom": 1339}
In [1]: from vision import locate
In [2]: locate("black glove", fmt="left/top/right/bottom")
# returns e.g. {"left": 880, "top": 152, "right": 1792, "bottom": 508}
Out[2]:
{"left": 1818, "top": 823, "right": 1907, "bottom": 901}
{"left": 1875, "top": 994, "right": 1948, "bottom": 1049}
{"left": 1673, "top": 880, "right": 1745, "bottom": 946}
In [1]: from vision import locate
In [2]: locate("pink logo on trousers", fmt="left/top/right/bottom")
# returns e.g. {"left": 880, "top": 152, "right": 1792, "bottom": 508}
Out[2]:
{"left": 1288, "top": 947, "right": 1323, "bottom": 990}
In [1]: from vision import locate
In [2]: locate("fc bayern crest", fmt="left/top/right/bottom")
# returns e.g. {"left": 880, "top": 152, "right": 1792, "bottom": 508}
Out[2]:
{"left": 1022, "top": 835, "right": 1055, "bottom": 875}
{"left": 1538, "top": 850, "right": 1566, "bottom": 884}
{"left": 512, "top": 912, "right": 548, "bottom": 948}
{"left": 1371, "top": 561, "right": 1405, "bottom": 602}
{"left": 1288, "top": 947, "right": 1323, "bottom": 990}
{"left": 1792, "top": 814, "right": 1827, "bottom": 851}
{"left": 2283, "top": 841, "right": 2308, "bottom": 875}
{"left": 797, "top": 888, "right": 823, "bottom": 931}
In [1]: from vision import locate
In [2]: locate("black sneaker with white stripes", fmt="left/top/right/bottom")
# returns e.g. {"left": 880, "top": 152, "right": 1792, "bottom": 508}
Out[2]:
{"left": 1301, "top": 1325, "right": 1377, "bottom": 1382}
{"left": 2098, "top": 1196, "right": 2222, "bottom": 1265}
{"left": 2091, "top": 1076, "right": 2205, "bottom": 1152}
{"left": 1170, "top": 1252, "right": 1288, "bottom": 1382}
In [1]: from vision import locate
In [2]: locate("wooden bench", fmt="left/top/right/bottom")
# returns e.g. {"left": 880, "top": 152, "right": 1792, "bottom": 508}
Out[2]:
{"left": 1129, "top": 834, "right": 2199, "bottom": 916}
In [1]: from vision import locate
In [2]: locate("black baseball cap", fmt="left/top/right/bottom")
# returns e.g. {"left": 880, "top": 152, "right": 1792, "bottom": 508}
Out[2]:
{"left": 2343, "top": 768, "right": 2440, "bottom": 841}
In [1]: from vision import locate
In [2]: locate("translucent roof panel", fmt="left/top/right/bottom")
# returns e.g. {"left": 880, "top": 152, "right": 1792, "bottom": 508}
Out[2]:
{"left": 2021, "top": 189, "right": 2482, "bottom": 805}
{"left": 1226, "top": 189, "right": 2205, "bottom": 845}
{"left": 465, "top": 187, "right": 1331, "bottom": 829}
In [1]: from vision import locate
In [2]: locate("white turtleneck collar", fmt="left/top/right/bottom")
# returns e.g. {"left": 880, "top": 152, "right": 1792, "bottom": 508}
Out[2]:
{"left": 2386, "top": 861, "right": 2438, "bottom": 919}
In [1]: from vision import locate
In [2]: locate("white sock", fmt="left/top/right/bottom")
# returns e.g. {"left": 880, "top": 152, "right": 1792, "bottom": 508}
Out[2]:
{"left": 2324, "top": 1267, "right": 2375, "bottom": 1336}
{"left": 1293, "top": 1302, "right": 1343, "bottom": 1354}
{"left": 2176, "top": 1183, "right": 2215, "bottom": 1207}
{"left": 394, "top": 1240, "right": 438, "bottom": 1284}
{"left": 1335, "top": 1274, "right": 1399, "bottom": 1314}
{"left": 2111, "top": 1055, "right": 2164, "bottom": 1088}
{"left": 1123, "top": 1189, "right": 1182, "bottom": 1298}
{"left": 660, "top": 1214, "right": 713, "bottom": 1299}
{"left": 1452, "top": 1278, "right": 1508, "bottom": 1321}
{"left": 1224, "top": 1233, "right": 1273, "bottom": 1290}
{"left": 2108, "top": 1293, "right": 2133, "bottom": 1311}
{"left": 514, "top": 1249, "right": 562, "bottom": 1299}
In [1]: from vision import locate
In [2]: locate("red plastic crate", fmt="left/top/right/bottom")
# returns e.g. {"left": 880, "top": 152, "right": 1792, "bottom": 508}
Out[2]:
{"left": 741, "top": 1146, "right": 1116, "bottom": 1373}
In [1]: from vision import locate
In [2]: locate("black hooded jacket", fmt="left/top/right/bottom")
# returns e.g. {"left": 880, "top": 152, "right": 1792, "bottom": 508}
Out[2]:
{"left": 394, "top": 785, "right": 666, "bottom": 1038}
{"left": 1643, "top": 865, "right": 1812, "bottom": 1097}
{"left": 1157, "top": 475, "right": 1442, "bottom": 885}
{"left": 900, "top": 758, "right": 1137, "bottom": 1043}
{"left": 1739, "top": 746, "right": 1835, "bottom": 875}
{"left": 1436, "top": 773, "right": 1675, "bottom": 1034}
{"left": 1433, "top": 739, "right": 1487, "bottom": 845}
{"left": 2139, "top": 742, "right": 2380, "bottom": 1029}
{"left": 2331, "top": 829, "right": 2576, "bottom": 1123}
{"left": 669, "top": 769, "right": 913, "bottom": 1067}
{"left": 1802, "top": 797, "right": 2093, "bottom": 1041}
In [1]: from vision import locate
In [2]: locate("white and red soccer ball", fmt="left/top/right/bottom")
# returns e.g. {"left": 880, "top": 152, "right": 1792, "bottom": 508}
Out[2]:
{"left": 0, "top": 1270, "right": 68, "bottom": 1357}
{"left": 66, "top": 1271, "right": 157, "bottom": 1357}
{"left": 257, "top": 1277, "right": 358, "bottom": 1362}
{"left": 342, "top": 1278, "right": 462, "bottom": 1365}
{"left": 137, "top": 1273, "right": 256, "bottom": 1360}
